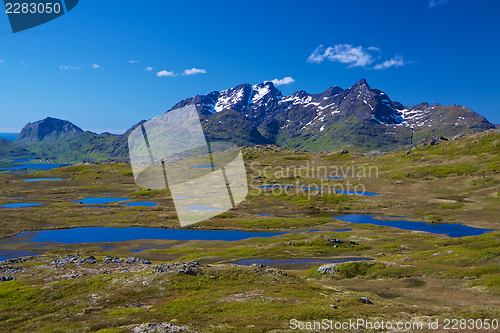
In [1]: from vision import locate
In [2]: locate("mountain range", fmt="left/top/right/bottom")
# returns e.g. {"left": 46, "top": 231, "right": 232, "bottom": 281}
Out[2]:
{"left": 1, "top": 79, "right": 497, "bottom": 162}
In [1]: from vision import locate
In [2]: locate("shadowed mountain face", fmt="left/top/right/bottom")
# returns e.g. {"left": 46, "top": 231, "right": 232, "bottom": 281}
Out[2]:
{"left": 9, "top": 79, "right": 496, "bottom": 162}
{"left": 15, "top": 117, "right": 84, "bottom": 145}
{"left": 163, "top": 78, "right": 495, "bottom": 152}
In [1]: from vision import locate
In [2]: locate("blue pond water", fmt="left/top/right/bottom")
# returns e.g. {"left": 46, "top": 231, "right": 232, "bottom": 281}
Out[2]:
{"left": 75, "top": 198, "right": 131, "bottom": 204}
{"left": 187, "top": 206, "right": 222, "bottom": 211}
{"left": 1, "top": 203, "right": 43, "bottom": 208}
{"left": 0, "top": 163, "right": 70, "bottom": 171}
{"left": 233, "top": 258, "right": 372, "bottom": 266}
{"left": 23, "top": 179, "right": 65, "bottom": 182}
{"left": 192, "top": 165, "right": 219, "bottom": 169}
{"left": 332, "top": 215, "right": 493, "bottom": 238}
{"left": 326, "top": 177, "right": 345, "bottom": 180}
{"left": 0, "top": 250, "right": 42, "bottom": 261}
{"left": 4, "top": 227, "right": 286, "bottom": 244}
{"left": 120, "top": 202, "right": 158, "bottom": 207}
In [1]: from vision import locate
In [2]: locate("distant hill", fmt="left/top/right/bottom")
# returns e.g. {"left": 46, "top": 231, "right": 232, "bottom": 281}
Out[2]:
{"left": 0, "top": 137, "right": 30, "bottom": 160}
{"left": 11, "top": 79, "right": 497, "bottom": 162}
{"left": 12, "top": 117, "right": 128, "bottom": 162}
{"left": 15, "top": 117, "right": 84, "bottom": 145}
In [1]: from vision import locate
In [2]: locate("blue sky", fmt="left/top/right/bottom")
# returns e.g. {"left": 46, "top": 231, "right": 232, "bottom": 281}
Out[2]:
{"left": 1, "top": 0, "right": 499, "bottom": 133}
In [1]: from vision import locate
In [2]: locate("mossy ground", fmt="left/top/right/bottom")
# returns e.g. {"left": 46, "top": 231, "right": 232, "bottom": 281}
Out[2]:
{"left": 1, "top": 130, "right": 500, "bottom": 332}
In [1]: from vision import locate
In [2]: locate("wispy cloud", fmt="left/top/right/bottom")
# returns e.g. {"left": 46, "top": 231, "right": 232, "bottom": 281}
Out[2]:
{"left": 0, "top": 60, "right": 3, "bottom": 63}
{"left": 367, "top": 46, "right": 381, "bottom": 53}
{"left": 129, "top": 60, "right": 139, "bottom": 63}
{"left": 268, "top": 76, "right": 295, "bottom": 86}
{"left": 308, "top": 44, "right": 411, "bottom": 70}
{"left": 146, "top": 67, "right": 154, "bottom": 71}
{"left": 307, "top": 44, "right": 376, "bottom": 68}
{"left": 91, "top": 64, "right": 100, "bottom": 69}
{"left": 429, "top": 0, "right": 450, "bottom": 8}
{"left": 59, "top": 65, "right": 81, "bottom": 70}
{"left": 373, "top": 55, "right": 408, "bottom": 70}
{"left": 156, "top": 70, "right": 177, "bottom": 77}
{"left": 183, "top": 68, "right": 207, "bottom": 75}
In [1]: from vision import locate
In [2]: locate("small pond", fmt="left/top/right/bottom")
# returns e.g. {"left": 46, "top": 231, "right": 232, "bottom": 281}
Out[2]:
{"left": 332, "top": 215, "right": 492, "bottom": 238}
{"left": 23, "top": 179, "right": 65, "bottom": 182}
{"left": 1, "top": 203, "right": 43, "bottom": 208}
{"left": 0, "top": 250, "right": 42, "bottom": 261}
{"left": 1, "top": 227, "right": 286, "bottom": 244}
{"left": 74, "top": 198, "right": 131, "bottom": 204}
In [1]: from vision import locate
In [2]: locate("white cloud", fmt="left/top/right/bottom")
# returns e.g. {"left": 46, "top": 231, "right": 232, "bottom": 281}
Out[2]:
{"left": 59, "top": 65, "right": 81, "bottom": 70}
{"left": 429, "top": 0, "right": 450, "bottom": 8}
{"left": 307, "top": 44, "right": 376, "bottom": 68}
{"left": 146, "top": 67, "right": 154, "bottom": 71}
{"left": 182, "top": 68, "right": 207, "bottom": 75}
{"left": 156, "top": 70, "right": 177, "bottom": 77}
{"left": 373, "top": 55, "right": 408, "bottom": 70}
{"left": 91, "top": 64, "right": 100, "bottom": 69}
{"left": 268, "top": 76, "right": 295, "bottom": 86}
{"left": 367, "top": 46, "right": 381, "bottom": 53}
{"left": 129, "top": 60, "right": 139, "bottom": 63}
{"left": 0, "top": 60, "right": 3, "bottom": 63}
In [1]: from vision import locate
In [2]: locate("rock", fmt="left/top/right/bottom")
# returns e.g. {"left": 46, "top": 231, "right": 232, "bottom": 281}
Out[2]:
{"left": 0, "top": 276, "right": 14, "bottom": 282}
{"left": 79, "top": 256, "right": 97, "bottom": 264}
{"left": 360, "top": 297, "right": 373, "bottom": 304}
{"left": 328, "top": 238, "right": 344, "bottom": 246}
{"left": 104, "top": 256, "right": 123, "bottom": 264}
{"left": 51, "top": 255, "right": 80, "bottom": 266}
{"left": 133, "top": 322, "right": 198, "bottom": 333}
{"left": 141, "top": 260, "right": 152, "bottom": 265}
{"left": 126, "top": 257, "right": 140, "bottom": 264}
{"left": 155, "top": 262, "right": 203, "bottom": 275}
{"left": 317, "top": 263, "right": 338, "bottom": 274}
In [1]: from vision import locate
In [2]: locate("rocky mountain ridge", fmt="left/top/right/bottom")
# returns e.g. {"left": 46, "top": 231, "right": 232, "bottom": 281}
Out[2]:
{"left": 2, "top": 79, "right": 496, "bottom": 161}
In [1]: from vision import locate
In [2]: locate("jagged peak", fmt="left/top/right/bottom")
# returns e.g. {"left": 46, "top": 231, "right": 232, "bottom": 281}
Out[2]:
{"left": 353, "top": 78, "right": 369, "bottom": 88}
{"left": 322, "top": 86, "right": 344, "bottom": 96}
